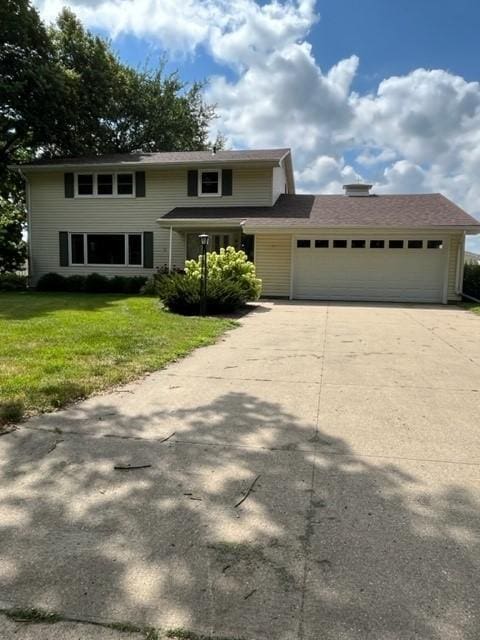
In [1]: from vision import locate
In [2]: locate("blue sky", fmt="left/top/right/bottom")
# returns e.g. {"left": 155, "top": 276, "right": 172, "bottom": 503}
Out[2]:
{"left": 36, "top": 0, "right": 480, "bottom": 251}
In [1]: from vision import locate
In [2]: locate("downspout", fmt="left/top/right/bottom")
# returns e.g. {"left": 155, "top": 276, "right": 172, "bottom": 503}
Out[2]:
{"left": 458, "top": 231, "right": 480, "bottom": 303}
{"left": 19, "top": 169, "right": 32, "bottom": 287}
{"left": 455, "top": 231, "right": 465, "bottom": 295}
{"left": 168, "top": 226, "right": 173, "bottom": 273}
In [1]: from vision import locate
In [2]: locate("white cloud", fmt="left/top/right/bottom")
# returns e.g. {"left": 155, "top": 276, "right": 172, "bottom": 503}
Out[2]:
{"left": 295, "top": 155, "right": 360, "bottom": 194}
{"left": 35, "top": 0, "right": 480, "bottom": 253}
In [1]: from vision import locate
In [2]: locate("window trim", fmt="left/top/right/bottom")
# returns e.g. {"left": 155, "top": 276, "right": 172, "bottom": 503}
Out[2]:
{"left": 198, "top": 169, "right": 222, "bottom": 197}
{"left": 69, "top": 232, "right": 143, "bottom": 267}
{"left": 74, "top": 172, "right": 135, "bottom": 198}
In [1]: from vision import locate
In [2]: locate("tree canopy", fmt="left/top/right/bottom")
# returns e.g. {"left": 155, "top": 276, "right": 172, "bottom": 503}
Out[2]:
{"left": 0, "top": 0, "right": 219, "bottom": 270}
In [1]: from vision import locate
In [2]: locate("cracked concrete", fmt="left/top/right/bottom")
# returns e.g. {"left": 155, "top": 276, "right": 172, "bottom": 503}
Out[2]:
{"left": 1, "top": 301, "right": 480, "bottom": 640}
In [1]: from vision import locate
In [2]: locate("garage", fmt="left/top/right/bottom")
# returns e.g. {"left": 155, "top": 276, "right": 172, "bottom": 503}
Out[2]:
{"left": 293, "top": 237, "right": 447, "bottom": 303}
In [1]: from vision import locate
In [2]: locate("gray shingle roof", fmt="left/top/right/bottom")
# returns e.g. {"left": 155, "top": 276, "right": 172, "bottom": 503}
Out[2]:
{"left": 161, "top": 194, "right": 480, "bottom": 228}
{"left": 17, "top": 148, "right": 290, "bottom": 168}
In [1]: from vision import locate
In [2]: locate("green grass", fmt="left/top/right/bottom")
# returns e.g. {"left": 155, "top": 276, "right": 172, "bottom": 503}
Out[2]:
{"left": 0, "top": 292, "right": 234, "bottom": 422}
{"left": 461, "top": 302, "right": 480, "bottom": 316}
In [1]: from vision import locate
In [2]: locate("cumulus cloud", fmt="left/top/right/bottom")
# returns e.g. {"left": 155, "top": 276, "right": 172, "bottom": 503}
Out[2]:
{"left": 34, "top": 0, "right": 480, "bottom": 251}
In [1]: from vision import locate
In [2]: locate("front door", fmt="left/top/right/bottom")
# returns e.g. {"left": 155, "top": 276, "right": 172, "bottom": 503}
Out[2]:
{"left": 186, "top": 232, "right": 239, "bottom": 260}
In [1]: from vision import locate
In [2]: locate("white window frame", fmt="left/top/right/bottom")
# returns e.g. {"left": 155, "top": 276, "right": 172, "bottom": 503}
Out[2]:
{"left": 74, "top": 172, "right": 135, "bottom": 198}
{"left": 69, "top": 232, "right": 143, "bottom": 267}
{"left": 198, "top": 169, "right": 222, "bottom": 197}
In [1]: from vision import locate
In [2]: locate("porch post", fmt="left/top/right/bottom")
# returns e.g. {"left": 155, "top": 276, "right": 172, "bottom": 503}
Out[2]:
{"left": 168, "top": 226, "right": 173, "bottom": 273}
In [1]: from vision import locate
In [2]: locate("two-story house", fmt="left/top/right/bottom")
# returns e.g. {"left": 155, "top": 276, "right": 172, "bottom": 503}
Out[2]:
{"left": 14, "top": 148, "right": 480, "bottom": 303}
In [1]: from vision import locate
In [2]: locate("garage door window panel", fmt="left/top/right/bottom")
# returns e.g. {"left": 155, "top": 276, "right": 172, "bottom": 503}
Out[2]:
{"left": 408, "top": 240, "right": 423, "bottom": 249}
{"left": 297, "top": 239, "right": 311, "bottom": 248}
{"left": 351, "top": 240, "right": 366, "bottom": 248}
{"left": 315, "top": 240, "right": 329, "bottom": 248}
{"left": 389, "top": 240, "right": 404, "bottom": 249}
{"left": 333, "top": 240, "right": 347, "bottom": 248}
{"left": 427, "top": 240, "right": 443, "bottom": 249}
{"left": 370, "top": 240, "right": 385, "bottom": 249}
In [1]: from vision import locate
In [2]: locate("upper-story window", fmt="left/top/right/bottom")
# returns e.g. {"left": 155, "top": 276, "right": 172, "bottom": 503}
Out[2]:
{"left": 75, "top": 172, "right": 134, "bottom": 197}
{"left": 199, "top": 170, "right": 221, "bottom": 196}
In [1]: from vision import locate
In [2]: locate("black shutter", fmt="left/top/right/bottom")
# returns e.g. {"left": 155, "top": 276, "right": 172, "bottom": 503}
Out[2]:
{"left": 135, "top": 171, "right": 146, "bottom": 197}
{"left": 59, "top": 232, "right": 69, "bottom": 266}
{"left": 143, "top": 232, "right": 153, "bottom": 268}
{"left": 64, "top": 173, "right": 74, "bottom": 198}
{"left": 187, "top": 170, "right": 198, "bottom": 196}
{"left": 222, "top": 169, "right": 232, "bottom": 196}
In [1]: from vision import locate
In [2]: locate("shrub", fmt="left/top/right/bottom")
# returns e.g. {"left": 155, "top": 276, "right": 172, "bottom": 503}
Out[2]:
{"left": 0, "top": 273, "right": 27, "bottom": 291}
{"left": 463, "top": 263, "right": 480, "bottom": 299}
{"left": 185, "top": 246, "right": 262, "bottom": 302}
{"left": 158, "top": 248, "right": 261, "bottom": 315}
{"left": 156, "top": 273, "right": 200, "bottom": 315}
{"left": 84, "top": 273, "right": 110, "bottom": 293}
{"left": 64, "top": 275, "right": 86, "bottom": 292}
{"left": 36, "top": 272, "right": 147, "bottom": 294}
{"left": 109, "top": 275, "right": 129, "bottom": 293}
{"left": 36, "top": 272, "right": 66, "bottom": 291}
{"left": 141, "top": 268, "right": 183, "bottom": 296}
{"left": 0, "top": 399, "right": 24, "bottom": 425}
{"left": 124, "top": 276, "right": 147, "bottom": 293}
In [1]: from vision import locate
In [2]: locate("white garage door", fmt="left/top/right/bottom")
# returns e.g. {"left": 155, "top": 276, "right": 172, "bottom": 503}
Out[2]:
{"left": 293, "top": 238, "right": 446, "bottom": 302}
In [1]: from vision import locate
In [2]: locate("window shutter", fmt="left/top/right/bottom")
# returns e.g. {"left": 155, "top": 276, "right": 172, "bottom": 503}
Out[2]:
{"left": 59, "top": 232, "right": 69, "bottom": 266}
{"left": 143, "top": 232, "right": 153, "bottom": 268}
{"left": 187, "top": 170, "right": 198, "bottom": 196}
{"left": 64, "top": 173, "right": 74, "bottom": 198}
{"left": 135, "top": 171, "right": 146, "bottom": 197}
{"left": 222, "top": 169, "right": 233, "bottom": 196}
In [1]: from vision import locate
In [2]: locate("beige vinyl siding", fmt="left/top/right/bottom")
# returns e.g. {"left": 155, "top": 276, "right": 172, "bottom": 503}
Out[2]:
{"left": 447, "top": 234, "right": 462, "bottom": 301}
{"left": 28, "top": 167, "right": 273, "bottom": 280}
{"left": 255, "top": 234, "right": 291, "bottom": 297}
{"left": 272, "top": 164, "right": 286, "bottom": 204}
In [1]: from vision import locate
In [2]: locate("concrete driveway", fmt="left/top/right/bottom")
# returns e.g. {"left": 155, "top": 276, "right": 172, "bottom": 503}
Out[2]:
{"left": 1, "top": 302, "right": 480, "bottom": 640}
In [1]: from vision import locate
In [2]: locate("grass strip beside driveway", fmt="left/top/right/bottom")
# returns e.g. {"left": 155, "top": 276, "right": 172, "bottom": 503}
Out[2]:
{"left": 0, "top": 292, "right": 234, "bottom": 422}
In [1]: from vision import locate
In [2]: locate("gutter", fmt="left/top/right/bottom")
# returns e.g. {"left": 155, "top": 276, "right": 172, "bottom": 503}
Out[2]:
{"left": 157, "top": 218, "right": 245, "bottom": 229}
{"left": 242, "top": 224, "right": 480, "bottom": 234}
{"left": 9, "top": 158, "right": 283, "bottom": 172}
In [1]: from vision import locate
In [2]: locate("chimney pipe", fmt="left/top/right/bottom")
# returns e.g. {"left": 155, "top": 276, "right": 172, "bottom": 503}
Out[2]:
{"left": 343, "top": 183, "right": 373, "bottom": 196}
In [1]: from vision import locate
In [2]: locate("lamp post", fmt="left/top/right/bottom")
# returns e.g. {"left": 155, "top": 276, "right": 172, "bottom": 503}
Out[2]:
{"left": 199, "top": 234, "right": 209, "bottom": 316}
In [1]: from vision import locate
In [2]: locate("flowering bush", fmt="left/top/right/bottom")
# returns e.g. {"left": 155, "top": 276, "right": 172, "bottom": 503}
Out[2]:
{"left": 157, "top": 247, "right": 262, "bottom": 315}
{"left": 185, "top": 246, "right": 262, "bottom": 301}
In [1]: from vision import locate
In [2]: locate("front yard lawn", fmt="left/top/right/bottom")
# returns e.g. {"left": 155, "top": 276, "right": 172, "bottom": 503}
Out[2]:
{"left": 463, "top": 302, "right": 480, "bottom": 316}
{"left": 0, "top": 292, "right": 234, "bottom": 423}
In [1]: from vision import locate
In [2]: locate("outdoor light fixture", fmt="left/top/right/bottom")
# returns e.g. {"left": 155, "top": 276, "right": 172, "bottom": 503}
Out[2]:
{"left": 199, "top": 234, "right": 209, "bottom": 316}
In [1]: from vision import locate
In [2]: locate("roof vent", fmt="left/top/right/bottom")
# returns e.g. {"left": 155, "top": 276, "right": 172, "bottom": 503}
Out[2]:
{"left": 343, "top": 183, "right": 372, "bottom": 197}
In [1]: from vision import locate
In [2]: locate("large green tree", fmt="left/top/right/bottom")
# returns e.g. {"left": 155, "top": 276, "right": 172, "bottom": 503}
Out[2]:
{"left": 0, "top": 2, "right": 218, "bottom": 272}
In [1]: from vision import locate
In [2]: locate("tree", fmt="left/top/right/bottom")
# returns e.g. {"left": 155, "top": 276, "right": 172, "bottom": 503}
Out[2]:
{"left": 0, "top": 2, "right": 219, "bottom": 272}
{"left": 0, "top": 0, "right": 61, "bottom": 168}
{"left": 0, "top": 198, "right": 27, "bottom": 273}
{"left": 44, "top": 9, "right": 216, "bottom": 157}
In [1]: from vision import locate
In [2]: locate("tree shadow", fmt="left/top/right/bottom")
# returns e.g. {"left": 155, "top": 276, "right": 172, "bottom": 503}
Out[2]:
{"left": 0, "top": 391, "right": 479, "bottom": 639}
{"left": 0, "top": 292, "right": 137, "bottom": 320}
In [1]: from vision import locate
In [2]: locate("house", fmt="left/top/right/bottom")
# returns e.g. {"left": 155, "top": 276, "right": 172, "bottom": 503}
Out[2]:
{"left": 14, "top": 148, "right": 480, "bottom": 304}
